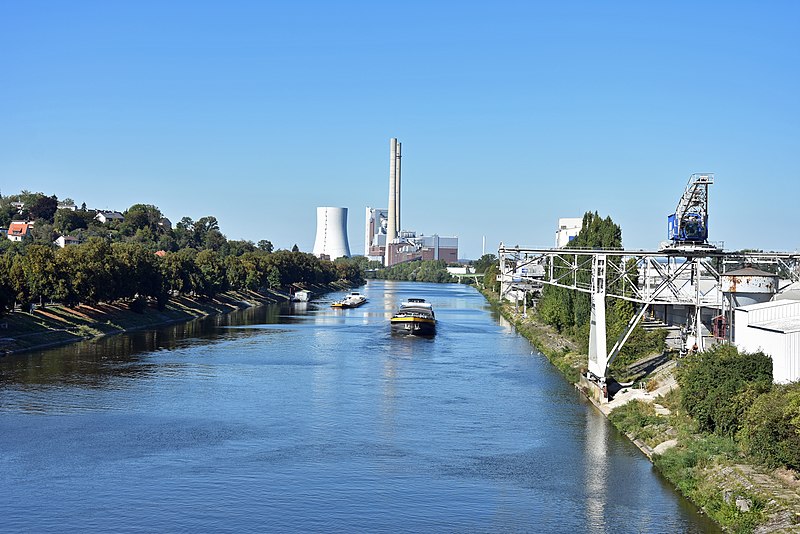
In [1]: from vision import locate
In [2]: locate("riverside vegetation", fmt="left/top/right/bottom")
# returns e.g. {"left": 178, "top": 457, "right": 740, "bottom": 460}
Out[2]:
{"left": 370, "top": 259, "right": 454, "bottom": 283}
{"left": 480, "top": 211, "right": 800, "bottom": 533}
{"left": 0, "top": 191, "right": 366, "bottom": 351}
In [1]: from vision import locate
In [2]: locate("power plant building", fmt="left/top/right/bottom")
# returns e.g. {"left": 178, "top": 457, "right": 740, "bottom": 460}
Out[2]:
{"left": 312, "top": 206, "right": 351, "bottom": 260}
{"left": 364, "top": 207, "right": 388, "bottom": 262}
{"left": 377, "top": 137, "right": 458, "bottom": 267}
{"left": 385, "top": 232, "right": 458, "bottom": 266}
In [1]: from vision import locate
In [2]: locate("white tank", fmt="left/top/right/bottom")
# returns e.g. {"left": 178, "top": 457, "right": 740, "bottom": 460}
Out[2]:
{"left": 721, "top": 267, "right": 778, "bottom": 307}
{"left": 313, "top": 207, "right": 351, "bottom": 260}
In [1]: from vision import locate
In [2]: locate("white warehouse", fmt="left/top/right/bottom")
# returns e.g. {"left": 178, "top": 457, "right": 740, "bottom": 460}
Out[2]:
{"left": 735, "top": 300, "right": 800, "bottom": 384}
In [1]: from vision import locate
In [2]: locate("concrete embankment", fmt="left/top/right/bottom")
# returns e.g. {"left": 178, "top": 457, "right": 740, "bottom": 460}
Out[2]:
{"left": 0, "top": 282, "right": 352, "bottom": 357}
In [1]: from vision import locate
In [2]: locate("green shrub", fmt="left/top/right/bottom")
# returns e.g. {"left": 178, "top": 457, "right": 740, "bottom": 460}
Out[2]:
{"left": 740, "top": 384, "right": 800, "bottom": 469}
{"left": 609, "top": 400, "right": 661, "bottom": 434}
{"left": 678, "top": 344, "right": 772, "bottom": 436}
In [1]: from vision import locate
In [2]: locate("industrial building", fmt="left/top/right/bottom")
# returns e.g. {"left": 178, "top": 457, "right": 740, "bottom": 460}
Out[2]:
{"left": 555, "top": 217, "right": 582, "bottom": 248}
{"left": 735, "top": 300, "right": 800, "bottom": 384}
{"left": 385, "top": 232, "right": 458, "bottom": 266}
{"left": 377, "top": 138, "right": 458, "bottom": 267}
{"left": 312, "top": 206, "right": 351, "bottom": 260}
{"left": 364, "top": 207, "right": 388, "bottom": 262}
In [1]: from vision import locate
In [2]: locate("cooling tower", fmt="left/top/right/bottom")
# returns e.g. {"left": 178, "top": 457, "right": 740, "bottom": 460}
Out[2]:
{"left": 313, "top": 207, "right": 351, "bottom": 259}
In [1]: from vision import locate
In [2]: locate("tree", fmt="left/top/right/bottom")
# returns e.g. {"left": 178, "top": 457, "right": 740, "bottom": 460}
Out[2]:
{"left": 224, "top": 255, "right": 247, "bottom": 290}
{"left": 537, "top": 211, "right": 623, "bottom": 334}
{"left": 473, "top": 254, "right": 497, "bottom": 274}
{"left": 13, "top": 245, "right": 61, "bottom": 305}
{"left": 741, "top": 385, "right": 800, "bottom": 469}
{"left": 0, "top": 253, "right": 16, "bottom": 315}
{"left": 111, "top": 242, "right": 164, "bottom": 301}
{"left": 161, "top": 248, "right": 199, "bottom": 295}
{"left": 679, "top": 344, "right": 773, "bottom": 436}
{"left": 123, "top": 204, "right": 163, "bottom": 234}
{"left": 223, "top": 240, "right": 256, "bottom": 257}
{"left": 257, "top": 240, "right": 273, "bottom": 253}
{"left": 28, "top": 195, "right": 59, "bottom": 223}
{"left": 57, "top": 237, "right": 116, "bottom": 305}
{"left": 194, "top": 249, "right": 226, "bottom": 297}
{"left": 30, "top": 222, "right": 57, "bottom": 245}
{"left": 54, "top": 208, "right": 89, "bottom": 233}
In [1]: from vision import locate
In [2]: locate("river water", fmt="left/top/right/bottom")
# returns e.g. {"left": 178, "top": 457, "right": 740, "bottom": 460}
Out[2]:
{"left": 0, "top": 280, "right": 717, "bottom": 533}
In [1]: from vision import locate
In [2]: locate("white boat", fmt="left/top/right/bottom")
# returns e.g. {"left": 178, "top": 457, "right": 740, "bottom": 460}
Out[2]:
{"left": 293, "top": 289, "right": 312, "bottom": 302}
{"left": 331, "top": 292, "right": 368, "bottom": 309}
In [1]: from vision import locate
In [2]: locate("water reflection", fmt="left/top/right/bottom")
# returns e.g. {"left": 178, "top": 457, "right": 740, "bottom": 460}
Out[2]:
{"left": 584, "top": 406, "right": 609, "bottom": 530}
{"left": 0, "top": 303, "right": 285, "bottom": 390}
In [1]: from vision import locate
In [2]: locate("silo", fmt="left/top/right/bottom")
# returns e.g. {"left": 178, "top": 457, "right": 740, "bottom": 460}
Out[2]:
{"left": 312, "top": 207, "right": 351, "bottom": 260}
{"left": 721, "top": 267, "right": 779, "bottom": 307}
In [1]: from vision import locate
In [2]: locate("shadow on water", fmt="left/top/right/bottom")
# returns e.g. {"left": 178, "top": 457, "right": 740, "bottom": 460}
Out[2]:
{"left": 0, "top": 302, "right": 290, "bottom": 387}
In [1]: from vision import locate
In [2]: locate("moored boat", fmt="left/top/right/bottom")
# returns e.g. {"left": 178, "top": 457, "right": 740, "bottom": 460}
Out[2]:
{"left": 390, "top": 298, "right": 436, "bottom": 336}
{"left": 331, "top": 292, "right": 368, "bottom": 308}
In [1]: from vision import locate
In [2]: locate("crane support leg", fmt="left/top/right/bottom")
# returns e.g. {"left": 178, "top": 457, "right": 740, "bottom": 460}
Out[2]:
{"left": 588, "top": 255, "right": 607, "bottom": 383}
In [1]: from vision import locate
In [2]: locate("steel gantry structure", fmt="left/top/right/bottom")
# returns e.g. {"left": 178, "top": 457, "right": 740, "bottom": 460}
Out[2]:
{"left": 498, "top": 244, "right": 800, "bottom": 389}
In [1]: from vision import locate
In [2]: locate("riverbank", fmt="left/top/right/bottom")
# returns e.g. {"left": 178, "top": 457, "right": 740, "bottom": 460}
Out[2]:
{"left": 0, "top": 282, "right": 353, "bottom": 356}
{"left": 480, "top": 287, "right": 800, "bottom": 533}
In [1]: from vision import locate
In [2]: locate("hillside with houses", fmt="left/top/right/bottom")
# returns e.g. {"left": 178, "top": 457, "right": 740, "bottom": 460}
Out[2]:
{"left": 0, "top": 191, "right": 365, "bottom": 317}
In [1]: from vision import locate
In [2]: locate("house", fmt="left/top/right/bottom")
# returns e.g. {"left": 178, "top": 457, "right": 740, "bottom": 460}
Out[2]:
{"left": 57, "top": 202, "right": 77, "bottom": 211}
{"left": 7, "top": 221, "right": 34, "bottom": 241}
{"left": 10, "top": 201, "right": 24, "bottom": 213}
{"left": 54, "top": 235, "right": 80, "bottom": 248}
{"left": 94, "top": 210, "right": 124, "bottom": 224}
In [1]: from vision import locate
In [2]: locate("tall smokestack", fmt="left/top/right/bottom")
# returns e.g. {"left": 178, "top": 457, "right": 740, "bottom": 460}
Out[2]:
{"left": 386, "top": 138, "right": 398, "bottom": 253}
{"left": 395, "top": 141, "right": 401, "bottom": 233}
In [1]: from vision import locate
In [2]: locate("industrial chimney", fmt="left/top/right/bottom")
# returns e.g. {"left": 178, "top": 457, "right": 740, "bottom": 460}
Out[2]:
{"left": 385, "top": 138, "right": 401, "bottom": 266}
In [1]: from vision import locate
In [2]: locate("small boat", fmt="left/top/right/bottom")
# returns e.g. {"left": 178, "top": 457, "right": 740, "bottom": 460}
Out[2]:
{"left": 331, "top": 292, "right": 368, "bottom": 309}
{"left": 292, "top": 289, "right": 312, "bottom": 302}
{"left": 390, "top": 298, "right": 436, "bottom": 336}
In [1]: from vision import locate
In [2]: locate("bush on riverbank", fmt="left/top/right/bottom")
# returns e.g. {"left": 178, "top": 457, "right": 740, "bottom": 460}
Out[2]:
{"left": 678, "top": 344, "right": 772, "bottom": 437}
{"left": 606, "top": 344, "right": 800, "bottom": 533}
{"left": 605, "top": 392, "right": 768, "bottom": 532}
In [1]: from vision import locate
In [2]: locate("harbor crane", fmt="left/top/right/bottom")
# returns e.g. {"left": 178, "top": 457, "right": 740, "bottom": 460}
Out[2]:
{"left": 663, "top": 173, "right": 717, "bottom": 251}
{"left": 498, "top": 172, "right": 800, "bottom": 401}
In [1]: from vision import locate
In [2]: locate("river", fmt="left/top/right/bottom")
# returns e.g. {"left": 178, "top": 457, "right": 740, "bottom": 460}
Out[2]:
{"left": 0, "top": 280, "right": 717, "bottom": 532}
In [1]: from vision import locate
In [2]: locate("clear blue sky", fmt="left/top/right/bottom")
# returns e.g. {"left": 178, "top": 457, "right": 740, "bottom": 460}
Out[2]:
{"left": 2, "top": 1, "right": 798, "bottom": 258}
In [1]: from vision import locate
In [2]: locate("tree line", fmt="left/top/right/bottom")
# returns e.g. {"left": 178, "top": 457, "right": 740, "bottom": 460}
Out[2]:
{"left": 372, "top": 259, "right": 454, "bottom": 283}
{"left": 0, "top": 192, "right": 364, "bottom": 315}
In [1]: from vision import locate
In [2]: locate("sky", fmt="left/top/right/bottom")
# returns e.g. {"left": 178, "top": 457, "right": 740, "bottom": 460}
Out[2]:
{"left": 1, "top": 1, "right": 798, "bottom": 259}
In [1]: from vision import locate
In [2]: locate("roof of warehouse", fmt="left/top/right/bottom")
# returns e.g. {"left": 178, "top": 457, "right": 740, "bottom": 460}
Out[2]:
{"left": 736, "top": 299, "right": 800, "bottom": 312}
{"left": 749, "top": 317, "right": 800, "bottom": 334}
